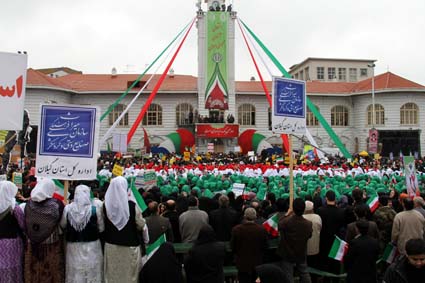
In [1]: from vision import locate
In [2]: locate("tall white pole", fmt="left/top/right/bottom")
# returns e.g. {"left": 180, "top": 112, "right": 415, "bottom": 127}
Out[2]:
{"left": 368, "top": 63, "right": 376, "bottom": 128}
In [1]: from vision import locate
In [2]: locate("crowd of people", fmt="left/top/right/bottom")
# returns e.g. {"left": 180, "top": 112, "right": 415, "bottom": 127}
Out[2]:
{"left": 1, "top": 152, "right": 425, "bottom": 283}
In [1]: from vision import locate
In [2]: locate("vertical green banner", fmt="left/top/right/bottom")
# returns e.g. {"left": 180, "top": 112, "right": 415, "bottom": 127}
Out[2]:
{"left": 205, "top": 12, "right": 229, "bottom": 110}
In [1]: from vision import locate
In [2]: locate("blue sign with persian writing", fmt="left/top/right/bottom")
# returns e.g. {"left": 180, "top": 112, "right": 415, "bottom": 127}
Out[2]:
{"left": 39, "top": 105, "right": 96, "bottom": 158}
{"left": 273, "top": 78, "right": 305, "bottom": 118}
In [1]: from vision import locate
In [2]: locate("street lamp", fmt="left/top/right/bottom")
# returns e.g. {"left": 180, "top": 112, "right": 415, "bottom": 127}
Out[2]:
{"left": 368, "top": 63, "right": 376, "bottom": 128}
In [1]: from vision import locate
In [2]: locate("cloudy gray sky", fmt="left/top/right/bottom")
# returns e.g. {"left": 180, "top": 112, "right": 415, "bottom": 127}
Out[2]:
{"left": 2, "top": 0, "right": 424, "bottom": 85}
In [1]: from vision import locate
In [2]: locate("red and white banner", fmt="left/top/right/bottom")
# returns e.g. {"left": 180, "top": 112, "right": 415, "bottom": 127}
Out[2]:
{"left": 368, "top": 129, "right": 379, "bottom": 153}
{"left": 197, "top": 124, "right": 239, "bottom": 138}
{"left": 0, "top": 52, "right": 27, "bottom": 130}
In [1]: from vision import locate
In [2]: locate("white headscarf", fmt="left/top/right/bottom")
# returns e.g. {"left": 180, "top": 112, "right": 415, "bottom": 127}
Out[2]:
{"left": 67, "top": 185, "right": 92, "bottom": 232}
{"left": 105, "top": 176, "right": 129, "bottom": 231}
{"left": 31, "top": 178, "right": 56, "bottom": 202}
{"left": 0, "top": 181, "right": 18, "bottom": 214}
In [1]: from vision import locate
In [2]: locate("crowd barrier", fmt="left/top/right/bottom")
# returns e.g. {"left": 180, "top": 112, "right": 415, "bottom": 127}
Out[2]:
{"left": 173, "top": 238, "right": 349, "bottom": 282}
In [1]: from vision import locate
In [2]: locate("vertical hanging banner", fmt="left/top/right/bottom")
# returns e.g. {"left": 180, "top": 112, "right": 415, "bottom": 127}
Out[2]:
{"left": 0, "top": 51, "right": 27, "bottom": 130}
{"left": 205, "top": 11, "right": 229, "bottom": 110}
{"left": 272, "top": 77, "right": 306, "bottom": 134}
{"left": 403, "top": 156, "right": 419, "bottom": 197}
{"left": 36, "top": 104, "right": 100, "bottom": 180}
{"left": 368, "top": 129, "right": 379, "bottom": 153}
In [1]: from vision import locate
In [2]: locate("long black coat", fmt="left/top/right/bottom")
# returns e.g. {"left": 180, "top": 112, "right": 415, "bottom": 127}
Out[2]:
{"left": 344, "top": 235, "right": 380, "bottom": 283}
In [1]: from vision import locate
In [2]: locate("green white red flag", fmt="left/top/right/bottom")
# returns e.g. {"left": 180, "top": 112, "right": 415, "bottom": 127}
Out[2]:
{"left": 263, "top": 214, "right": 279, "bottom": 237}
{"left": 142, "top": 233, "right": 166, "bottom": 266}
{"left": 367, "top": 194, "right": 380, "bottom": 213}
{"left": 382, "top": 243, "right": 399, "bottom": 264}
{"left": 328, "top": 236, "right": 348, "bottom": 261}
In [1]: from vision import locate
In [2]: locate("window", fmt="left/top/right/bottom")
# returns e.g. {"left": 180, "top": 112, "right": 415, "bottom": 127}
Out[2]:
{"left": 328, "top": 67, "right": 336, "bottom": 80}
{"left": 367, "top": 104, "right": 385, "bottom": 126}
{"left": 294, "top": 73, "right": 299, "bottom": 79}
{"left": 300, "top": 70, "right": 304, "bottom": 80}
{"left": 360, "top": 68, "right": 368, "bottom": 77}
{"left": 400, "top": 103, "right": 418, "bottom": 125}
{"left": 349, "top": 68, "right": 357, "bottom": 81}
{"left": 317, "top": 67, "right": 324, "bottom": 80}
{"left": 176, "top": 103, "right": 194, "bottom": 126}
{"left": 305, "top": 67, "right": 310, "bottom": 80}
{"left": 331, "top": 105, "right": 349, "bottom": 126}
{"left": 142, "top": 103, "right": 162, "bottom": 126}
{"left": 306, "top": 105, "right": 319, "bottom": 126}
{"left": 238, "top": 104, "right": 256, "bottom": 126}
{"left": 108, "top": 104, "right": 128, "bottom": 126}
{"left": 338, "top": 68, "right": 346, "bottom": 81}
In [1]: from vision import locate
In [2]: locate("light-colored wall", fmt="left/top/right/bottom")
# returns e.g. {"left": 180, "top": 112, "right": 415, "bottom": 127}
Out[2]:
{"left": 291, "top": 59, "right": 374, "bottom": 82}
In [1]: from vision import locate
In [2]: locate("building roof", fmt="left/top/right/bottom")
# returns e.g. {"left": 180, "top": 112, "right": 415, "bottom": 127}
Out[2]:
{"left": 55, "top": 73, "right": 198, "bottom": 92}
{"left": 26, "top": 68, "right": 73, "bottom": 89}
{"left": 351, "top": 72, "right": 424, "bottom": 92}
{"left": 36, "top": 67, "right": 82, "bottom": 75}
{"left": 26, "top": 69, "right": 424, "bottom": 95}
{"left": 289, "top": 57, "right": 377, "bottom": 71}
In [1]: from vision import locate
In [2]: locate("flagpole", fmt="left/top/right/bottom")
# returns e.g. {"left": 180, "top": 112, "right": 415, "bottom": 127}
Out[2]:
{"left": 63, "top": 180, "right": 69, "bottom": 205}
{"left": 289, "top": 134, "right": 294, "bottom": 210}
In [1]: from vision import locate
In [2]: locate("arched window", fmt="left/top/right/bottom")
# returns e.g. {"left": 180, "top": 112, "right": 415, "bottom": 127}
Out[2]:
{"left": 142, "top": 103, "right": 162, "bottom": 126}
{"left": 331, "top": 105, "right": 349, "bottom": 126}
{"left": 367, "top": 104, "right": 385, "bottom": 126}
{"left": 176, "top": 103, "right": 194, "bottom": 126}
{"left": 108, "top": 104, "right": 128, "bottom": 126}
{"left": 306, "top": 105, "right": 319, "bottom": 126}
{"left": 238, "top": 104, "right": 256, "bottom": 126}
{"left": 400, "top": 103, "right": 418, "bottom": 125}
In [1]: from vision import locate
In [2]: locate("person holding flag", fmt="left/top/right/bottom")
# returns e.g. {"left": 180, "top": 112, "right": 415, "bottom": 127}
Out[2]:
{"left": 103, "top": 176, "right": 148, "bottom": 283}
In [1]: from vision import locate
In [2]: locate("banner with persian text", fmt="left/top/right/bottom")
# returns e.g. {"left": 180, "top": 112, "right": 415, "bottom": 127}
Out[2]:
{"left": 36, "top": 104, "right": 100, "bottom": 180}
{"left": 205, "top": 11, "right": 229, "bottom": 110}
{"left": 0, "top": 51, "right": 27, "bottom": 130}
{"left": 271, "top": 77, "right": 306, "bottom": 134}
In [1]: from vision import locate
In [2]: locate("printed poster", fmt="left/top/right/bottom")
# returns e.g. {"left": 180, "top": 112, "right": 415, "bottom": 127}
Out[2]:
{"left": 271, "top": 77, "right": 306, "bottom": 134}
{"left": 0, "top": 52, "right": 27, "bottom": 130}
{"left": 404, "top": 156, "right": 419, "bottom": 197}
{"left": 36, "top": 104, "right": 100, "bottom": 180}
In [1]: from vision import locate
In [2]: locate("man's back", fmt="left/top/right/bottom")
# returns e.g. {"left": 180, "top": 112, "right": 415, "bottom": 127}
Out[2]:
{"left": 145, "top": 214, "right": 173, "bottom": 244}
{"left": 392, "top": 210, "right": 425, "bottom": 254}
{"left": 209, "top": 207, "right": 239, "bottom": 241}
{"left": 231, "top": 221, "right": 268, "bottom": 272}
{"left": 179, "top": 207, "right": 209, "bottom": 243}
{"left": 277, "top": 214, "right": 312, "bottom": 263}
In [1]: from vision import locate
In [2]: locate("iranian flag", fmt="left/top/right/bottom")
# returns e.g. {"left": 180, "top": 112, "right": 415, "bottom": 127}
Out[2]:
{"left": 367, "top": 194, "right": 380, "bottom": 213}
{"left": 263, "top": 214, "right": 279, "bottom": 237}
{"left": 382, "top": 243, "right": 399, "bottom": 264}
{"left": 129, "top": 177, "right": 148, "bottom": 212}
{"left": 142, "top": 233, "right": 166, "bottom": 266}
{"left": 328, "top": 236, "right": 348, "bottom": 262}
{"left": 52, "top": 179, "right": 68, "bottom": 201}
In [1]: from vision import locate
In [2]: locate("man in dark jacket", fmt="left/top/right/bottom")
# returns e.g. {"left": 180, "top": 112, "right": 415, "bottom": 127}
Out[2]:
{"left": 145, "top": 201, "right": 174, "bottom": 244}
{"left": 344, "top": 220, "right": 380, "bottom": 283}
{"left": 209, "top": 195, "right": 239, "bottom": 241}
{"left": 317, "top": 190, "right": 346, "bottom": 279}
{"left": 277, "top": 198, "right": 313, "bottom": 283}
{"left": 383, "top": 238, "right": 425, "bottom": 283}
{"left": 231, "top": 207, "right": 268, "bottom": 283}
{"left": 162, "top": 199, "right": 181, "bottom": 242}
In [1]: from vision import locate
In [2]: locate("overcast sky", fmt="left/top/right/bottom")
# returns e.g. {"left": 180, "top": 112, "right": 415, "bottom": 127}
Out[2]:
{"left": 2, "top": 0, "right": 424, "bottom": 85}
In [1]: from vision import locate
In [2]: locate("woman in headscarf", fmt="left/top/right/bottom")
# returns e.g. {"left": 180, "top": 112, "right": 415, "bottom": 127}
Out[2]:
{"left": 103, "top": 176, "right": 148, "bottom": 283}
{"left": 60, "top": 184, "right": 104, "bottom": 283}
{"left": 24, "top": 178, "right": 65, "bottom": 282}
{"left": 0, "top": 181, "right": 26, "bottom": 283}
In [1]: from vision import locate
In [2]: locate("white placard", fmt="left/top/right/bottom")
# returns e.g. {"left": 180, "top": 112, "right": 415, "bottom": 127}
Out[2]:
{"left": 0, "top": 52, "right": 27, "bottom": 130}
{"left": 113, "top": 133, "right": 127, "bottom": 153}
{"left": 232, "top": 182, "right": 245, "bottom": 197}
{"left": 36, "top": 104, "right": 100, "bottom": 180}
